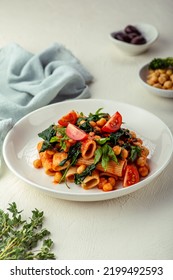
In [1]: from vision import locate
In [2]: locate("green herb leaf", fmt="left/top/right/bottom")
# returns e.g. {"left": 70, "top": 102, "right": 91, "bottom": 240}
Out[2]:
{"left": 149, "top": 57, "right": 173, "bottom": 70}
{"left": 0, "top": 203, "right": 56, "bottom": 260}
{"left": 59, "top": 142, "right": 81, "bottom": 167}
{"left": 94, "top": 144, "right": 118, "bottom": 171}
{"left": 88, "top": 108, "right": 109, "bottom": 122}
{"left": 38, "top": 125, "right": 57, "bottom": 152}
{"left": 94, "top": 147, "right": 103, "bottom": 164}
{"left": 38, "top": 125, "right": 56, "bottom": 141}
{"left": 129, "top": 145, "right": 141, "bottom": 162}
{"left": 107, "top": 145, "right": 118, "bottom": 164}
{"left": 101, "top": 145, "right": 110, "bottom": 170}
{"left": 96, "top": 137, "right": 110, "bottom": 145}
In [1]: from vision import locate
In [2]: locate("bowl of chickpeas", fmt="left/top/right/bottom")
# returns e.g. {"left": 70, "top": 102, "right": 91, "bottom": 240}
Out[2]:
{"left": 139, "top": 61, "right": 173, "bottom": 98}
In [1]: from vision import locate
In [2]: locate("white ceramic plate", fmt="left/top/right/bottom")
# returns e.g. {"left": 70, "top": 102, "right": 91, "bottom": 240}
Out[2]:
{"left": 3, "top": 99, "right": 173, "bottom": 201}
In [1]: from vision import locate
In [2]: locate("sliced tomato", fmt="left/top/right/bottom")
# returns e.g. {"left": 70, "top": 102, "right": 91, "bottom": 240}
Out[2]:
{"left": 102, "top": 111, "right": 122, "bottom": 133}
{"left": 66, "top": 123, "right": 88, "bottom": 141}
{"left": 58, "top": 111, "right": 77, "bottom": 127}
{"left": 123, "top": 165, "right": 140, "bottom": 187}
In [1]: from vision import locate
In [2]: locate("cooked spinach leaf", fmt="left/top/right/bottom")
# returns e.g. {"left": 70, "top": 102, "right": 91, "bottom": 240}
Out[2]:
{"left": 109, "top": 128, "right": 131, "bottom": 145}
{"left": 59, "top": 142, "right": 81, "bottom": 166}
{"left": 38, "top": 125, "right": 57, "bottom": 152}
{"left": 38, "top": 126, "right": 69, "bottom": 152}
{"left": 38, "top": 125, "right": 56, "bottom": 141}
{"left": 129, "top": 145, "right": 141, "bottom": 162}
{"left": 74, "top": 164, "right": 96, "bottom": 184}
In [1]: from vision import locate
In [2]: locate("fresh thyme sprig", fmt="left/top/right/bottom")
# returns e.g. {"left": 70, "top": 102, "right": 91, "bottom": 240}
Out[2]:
{"left": 0, "top": 202, "right": 56, "bottom": 260}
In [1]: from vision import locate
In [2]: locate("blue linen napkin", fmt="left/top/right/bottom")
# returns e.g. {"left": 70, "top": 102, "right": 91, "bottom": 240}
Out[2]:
{"left": 0, "top": 42, "right": 93, "bottom": 162}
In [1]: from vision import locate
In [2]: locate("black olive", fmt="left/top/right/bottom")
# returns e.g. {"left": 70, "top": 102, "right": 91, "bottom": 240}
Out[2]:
{"left": 113, "top": 32, "right": 131, "bottom": 43}
{"left": 131, "top": 35, "right": 147, "bottom": 45}
{"left": 124, "top": 25, "right": 141, "bottom": 35}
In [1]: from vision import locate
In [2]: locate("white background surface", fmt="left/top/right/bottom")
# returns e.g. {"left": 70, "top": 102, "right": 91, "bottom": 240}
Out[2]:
{"left": 0, "top": 0, "right": 173, "bottom": 260}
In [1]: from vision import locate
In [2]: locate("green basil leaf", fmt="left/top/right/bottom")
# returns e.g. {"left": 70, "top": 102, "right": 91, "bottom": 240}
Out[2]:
{"left": 94, "top": 147, "right": 103, "bottom": 164}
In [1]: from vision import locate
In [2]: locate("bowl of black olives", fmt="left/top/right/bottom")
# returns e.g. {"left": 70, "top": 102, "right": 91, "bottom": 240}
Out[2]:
{"left": 109, "top": 23, "right": 158, "bottom": 56}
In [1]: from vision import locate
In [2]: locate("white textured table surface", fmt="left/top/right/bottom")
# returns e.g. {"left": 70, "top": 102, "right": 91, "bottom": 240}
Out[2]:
{"left": 0, "top": 0, "right": 173, "bottom": 260}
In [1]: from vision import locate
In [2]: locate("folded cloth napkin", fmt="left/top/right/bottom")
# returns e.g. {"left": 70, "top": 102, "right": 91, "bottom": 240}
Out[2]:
{"left": 0, "top": 42, "right": 93, "bottom": 161}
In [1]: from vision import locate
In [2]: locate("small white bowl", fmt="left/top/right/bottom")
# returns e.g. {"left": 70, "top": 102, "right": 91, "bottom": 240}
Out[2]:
{"left": 139, "top": 63, "right": 173, "bottom": 98}
{"left": 109, "top": 23, "right": 159, "bottom": 56}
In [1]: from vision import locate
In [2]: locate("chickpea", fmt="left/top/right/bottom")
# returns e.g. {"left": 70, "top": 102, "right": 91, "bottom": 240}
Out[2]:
{"left": 147, "top": 79, "right": 154, "bottom": 86}
{"left": 118, "top": 140, "right": 124, "bottom": 146}
{"left": 79, "top": 120, "right": 85, "bottom": 125}
{"left": 33, "top": 159, "right": 42, "bottom": 169}
{"left": 93, "top": 135, "right": 101, "bottom": 141}
{"left": 166, "top": 69, "right": 173, "bottom": 76}
{"left": 89, "top": 121, "right": 96, "bottom": 127}
{"left": 147, "top": 68, "right": 173, "bottom": 90}
{"left": 158, "top": 74, "right": 168, "bottom": 85}
{"left": 108, "top": 177, "right": 116, "bottom": 187}
{"left": 68, "top": 139, "right": 76, "bottom": 144}
{"left": 97, "top": 183, "right": 103, "bottom": 189}
{"left": 148, "top": 75, "right": 158, "bottom": 85}
{"left": 158, "top": 69, "right": 166, "bottom": 74}
{"left": 98, "top": 177, "right": 107, "bottom": 189}
{"left": 141, "top": 146, "right": 149, "bottom": 157}
{"left": 96, "top": 118, "right": 107, "bottom": 127}
{"left": 94, "top": 126, "right": 101, "bottom": 133}
{"left": 148, "top": 69, "right": 154, "bottom": 74}
{"left": 136, "top": 156, "right": 147, "bottom": 167}
{"left": 164, "top": 80, "right": 173, "bottom": 89}
{"left": 121, "top": 148, "right": 129, "bottom": 159}
{"left": 45, "top": 169, "right": 55, "bottom": 176}
{"left": 103, "top": 182, "right": 113, "bottom": 192}
{"left": 37, "top": 141, "right": 43, "bottom": 152}
{"left": 136, "top": 138, "right": 143, "bottom": 145}
{"left": 153, "top": 83, "right": 162, "bottom": 88}
{"left": 46, "top": 150, "right": 55, "bottom": 156}
{"left": 88, "top": 131, "right": 95, "bottom": 137}
{"left": 77, "top": 164, "right": 86, "bottom": 174}
{"left": 138, "top": 166, "right": 149, "bottom": 177}
{"left": 133, "top": 141, "right": 142, "bottom": 147}
{"left": 154, "top": 69, "right": 161, "bottom": 76}
{"left": 54, "top": 172, "right": 63, "bottom": 183}
{"left": 170, "top": 74, "right": 173, "bottom": 82}
{"left": 130, "top": 131, "right": 137, "bottom": 138}
{"left": 113, "top": 145, "right": 121, "bottom": 155}
{"left": 133, "top": 138, "right": 143, "bottom": 147}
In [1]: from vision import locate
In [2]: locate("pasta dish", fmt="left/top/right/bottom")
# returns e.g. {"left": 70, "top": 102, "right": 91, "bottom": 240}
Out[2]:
{"left": 33, "top": 108, "right": 150, "bottom": 191}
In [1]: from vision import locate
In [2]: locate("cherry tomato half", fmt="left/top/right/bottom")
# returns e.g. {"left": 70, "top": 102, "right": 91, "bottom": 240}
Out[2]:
{"left": 123, "top": 165, "right": 140, "bottom": 187}
{"left": 102, "top": 111, "right": 122, "bottom": 133}
{"left": 58, "top": 111, "right": 77, "bottom": 127}
{"left": 66, "top": 123, "right": 88, "bottom": 141}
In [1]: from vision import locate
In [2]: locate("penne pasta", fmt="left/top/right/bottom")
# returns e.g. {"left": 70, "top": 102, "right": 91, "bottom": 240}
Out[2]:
{"left": 42, "top": 158, "right": 54, "bottom": 175}
{"left": 81, "top": 170, "right": 100, "bottom": 190}
{"left": 81, "top": 139, "right": 96, "bottom": 159}
{"left": 76, "top": 157, "right": 127, "bottom": 177}
{"left": 65, "top": 167, "right": 78, "bottom": 182}
{"left": 52, "top": 152, "right": 70, "bottom": 171}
